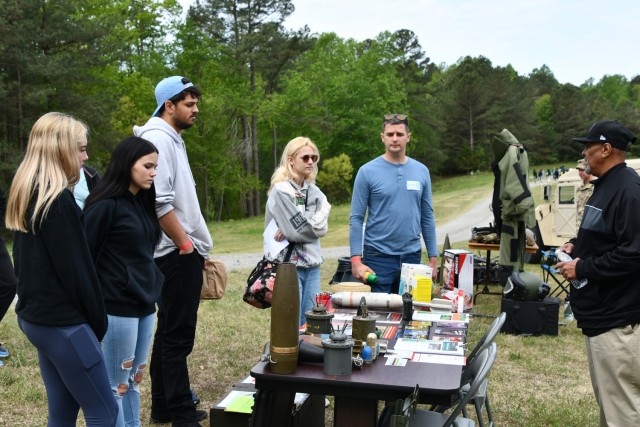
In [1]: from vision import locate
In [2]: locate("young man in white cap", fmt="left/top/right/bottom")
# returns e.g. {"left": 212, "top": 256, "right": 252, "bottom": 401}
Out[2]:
{"left": 134, "top": 76, "right": 213, "bottom": 426}
{"left": 557, "top": 120, "right": 640, "bottom": 427}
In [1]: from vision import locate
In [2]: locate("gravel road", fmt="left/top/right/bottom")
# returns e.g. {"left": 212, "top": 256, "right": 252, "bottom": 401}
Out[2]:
{"left": 216, "top": 193, "right": 495, "bottom": 271}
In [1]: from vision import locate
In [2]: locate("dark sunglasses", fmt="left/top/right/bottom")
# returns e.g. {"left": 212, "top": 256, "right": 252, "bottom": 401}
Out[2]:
{"left": 300, "top": 154, "right": 318, "bottom": 163}
{"left": 383, "top": 113, "right": 408, "bottom": 124}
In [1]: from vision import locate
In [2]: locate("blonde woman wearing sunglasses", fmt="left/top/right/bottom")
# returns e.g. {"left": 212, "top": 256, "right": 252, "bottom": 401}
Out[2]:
{"left": 266, "top": 137, "right": 331, "bottom": 326}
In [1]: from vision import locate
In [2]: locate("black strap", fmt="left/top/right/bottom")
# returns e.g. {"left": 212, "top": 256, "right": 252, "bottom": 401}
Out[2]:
{"left": 281, "top": 181, "right": 307, "bottom": 262}
{"left": 283, "top": 244, "right": 295, "bottom": 262}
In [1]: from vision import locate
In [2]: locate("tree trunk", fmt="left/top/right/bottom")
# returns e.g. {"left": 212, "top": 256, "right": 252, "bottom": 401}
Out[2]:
{"left": 202, "top": 164, "right": 209, "bottom": 221}
{"left": 252, "top": 113, "right": 260, "bottom": 215}
{"left": 272, "top": 125, "right": 278, "bottom": 168}
{"left": 468, "top": 107, "right": 475, "bottom": 151}
{"left": 242, "top": 115, "right": 255, "bottom": 217}
{"left": 17, "top": 66, "right": 25, "bottom": 151}
{"left": 250, "top": 65, "right": 261, "bottom": 216}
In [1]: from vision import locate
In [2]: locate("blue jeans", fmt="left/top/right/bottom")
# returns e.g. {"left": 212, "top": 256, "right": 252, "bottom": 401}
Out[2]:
{"left": 18, "top": 317, "right": 118, "bottom": 427}
{"left": 297, "top": 266, "right": 321, "bottom": 326}
{"left": 102, "top": 313, "right": 155, "bottom": 427}
{"left": 363, "top": 246, "right": 422, "bottom": 293}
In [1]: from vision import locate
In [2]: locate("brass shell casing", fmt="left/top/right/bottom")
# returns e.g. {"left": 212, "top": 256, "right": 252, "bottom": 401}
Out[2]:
{"left": 352, "top": 316, "right": 376, "bottom": 343}
{"left": 269, "top": 262, "right": 300, "bottom": 374}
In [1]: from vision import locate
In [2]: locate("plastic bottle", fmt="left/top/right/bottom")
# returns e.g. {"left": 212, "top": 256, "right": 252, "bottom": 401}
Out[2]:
{"left": 361, "top": 345, "right": 373, "bottom": 366}
{"left": 366, "top": 333, "right": 378, "bottom": 361}
{"left": 364, "top": 271, "right": 378, "bottom": 285}
{"left": 456, "top": 289, "right": 464, "bottom": 313}
{"left": 556, "top": 251, "right": 588, "bottom": 289}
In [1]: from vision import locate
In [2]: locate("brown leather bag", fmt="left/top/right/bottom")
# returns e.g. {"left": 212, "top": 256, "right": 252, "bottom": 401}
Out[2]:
{"left": 201, "top": 259, "right": 227, "bottom": 299}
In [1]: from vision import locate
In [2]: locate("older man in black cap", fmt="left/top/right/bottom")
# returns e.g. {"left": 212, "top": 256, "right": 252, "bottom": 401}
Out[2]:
{"left": 557, "top": 120, "right": 640, "bottom": 427}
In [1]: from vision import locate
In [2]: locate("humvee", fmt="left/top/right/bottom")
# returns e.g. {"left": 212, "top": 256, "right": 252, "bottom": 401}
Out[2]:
{"left": 532, "top": 158, "right": 640, "bottom": 261}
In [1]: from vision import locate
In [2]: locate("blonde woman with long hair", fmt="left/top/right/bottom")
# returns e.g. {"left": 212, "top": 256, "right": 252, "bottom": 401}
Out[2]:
{"left": 265, "top": 137, "right": 331, "bottom": 326}
{"left": 6, "top": 112, "right": 117, "bottom": 426}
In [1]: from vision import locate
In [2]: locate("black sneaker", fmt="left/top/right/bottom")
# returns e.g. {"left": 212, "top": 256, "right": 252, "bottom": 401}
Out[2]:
{"left": 150, "top": 413, "right": 171, "bottom": 424}
{"left": 151, "top": 409, "right": 207, "bottom": 425}
{"left": 172, "top": 410, "right": 207, "bottom": 426}
{"left": 191, "top": 409, "right": 207, "bottom": 421}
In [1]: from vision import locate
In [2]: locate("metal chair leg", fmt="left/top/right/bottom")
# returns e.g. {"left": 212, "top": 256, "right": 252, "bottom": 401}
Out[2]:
{"left": 474, "top": 399, "right": 486, "bottom": 427}
{"left": 484, "top": 393, "right": 495, "bottom": 427}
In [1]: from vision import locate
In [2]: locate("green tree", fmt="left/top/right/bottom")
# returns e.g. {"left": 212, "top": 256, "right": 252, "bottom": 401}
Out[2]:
{"left": 389, "top": 29, "right": 444, "bottom": 174}
{"left": 275, "top": 33, "right": 406, "bottom": 172}
{"left": 0, "top": 0, "right": 180, "bottom": 177}
{"left": 185, "top": 0, "right": 306, "bottom": 218}
{"left": 550, "top": 84, "right": 590, "bottom": 161}
{"left": 316, "top": 154, "right": 353, "bottom": 203}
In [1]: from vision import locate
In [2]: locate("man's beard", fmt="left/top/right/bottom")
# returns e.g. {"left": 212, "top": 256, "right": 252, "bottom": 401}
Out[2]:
{"left": 175, "top": 116, "right": 195, "bottom": 131}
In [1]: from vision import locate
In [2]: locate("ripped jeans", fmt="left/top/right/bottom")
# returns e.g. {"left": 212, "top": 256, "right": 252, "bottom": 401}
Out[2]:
{"left": 102, "top": 313, "right": 156, "bottom": 427}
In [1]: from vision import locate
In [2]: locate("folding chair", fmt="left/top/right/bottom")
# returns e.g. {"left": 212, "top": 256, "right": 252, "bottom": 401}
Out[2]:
{"left": 378, "top": 343, "right": 498, "bottom": 427}
{"left": 431, "top": 313, "right": 506, "bottom": 427}
{"left": 540, "top": 250, "right": 570, "bottom": 298}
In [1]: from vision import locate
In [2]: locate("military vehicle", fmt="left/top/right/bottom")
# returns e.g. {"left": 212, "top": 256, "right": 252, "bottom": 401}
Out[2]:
{"left": 531, "top": 158, "right": 640, "bottom": 262}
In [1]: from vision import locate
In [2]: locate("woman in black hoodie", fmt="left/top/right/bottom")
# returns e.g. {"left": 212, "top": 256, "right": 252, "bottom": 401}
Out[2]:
{"left": 6, "top": 112, "right": 118, "bottom": 426}
{"left": 84, "top": 136, "right": 164, "bottom": 427}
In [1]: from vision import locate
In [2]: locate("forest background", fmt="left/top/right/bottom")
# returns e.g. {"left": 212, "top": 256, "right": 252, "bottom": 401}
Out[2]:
{"left": 1, "top": 0, "right": 639, "bottom": 222}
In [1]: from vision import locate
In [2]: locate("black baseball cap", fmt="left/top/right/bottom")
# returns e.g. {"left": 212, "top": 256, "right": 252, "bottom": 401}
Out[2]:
{"left": 572, "top": 120, "right": 636, "bottom": 151}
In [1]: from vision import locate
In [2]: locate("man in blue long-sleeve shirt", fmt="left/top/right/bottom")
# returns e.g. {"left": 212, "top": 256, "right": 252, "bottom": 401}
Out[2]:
{"left": 349, "top": 114, "right": 438, "bottom": 293}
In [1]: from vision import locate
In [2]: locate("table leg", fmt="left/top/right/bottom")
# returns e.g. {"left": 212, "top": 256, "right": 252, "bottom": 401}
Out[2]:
{"left": 251, "top": 389, "right": 295, "bottom": 427}
{"left": 473, "top": 250, "right": 493, "bottom": 303}
{"left": 333, "top": 396, "right": 378, "bottom": 426}
{"left": 481, "top": 249, "right": 492, "bottom": 294}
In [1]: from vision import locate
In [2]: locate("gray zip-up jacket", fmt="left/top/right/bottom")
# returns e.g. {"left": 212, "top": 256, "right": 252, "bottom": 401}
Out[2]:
{"left": 133, "top": 117, "right": 212, "bottom": 258}
{"left": 264, "top": 180, "right": 330, "bottom": 267}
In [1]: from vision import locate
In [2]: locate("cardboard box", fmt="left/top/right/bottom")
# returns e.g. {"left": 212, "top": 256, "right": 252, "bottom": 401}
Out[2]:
{"left": 412, "top": 276, "right": 433, "bottom": 303}
{"left": 210, "top": 377, "right": 324, "bottom": 427}
{"left": 399, "top": 263, "right": 432, "bottom": 295}
{"left": 443, "top": 250, "right": 474, "bottom": 299}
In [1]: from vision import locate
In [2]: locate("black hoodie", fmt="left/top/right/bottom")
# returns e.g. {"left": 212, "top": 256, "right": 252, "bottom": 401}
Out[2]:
{"left": 85, "top": 193, "right": 164, "bottom": 317}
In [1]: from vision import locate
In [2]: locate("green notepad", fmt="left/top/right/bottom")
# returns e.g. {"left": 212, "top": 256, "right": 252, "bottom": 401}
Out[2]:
{"left": 225, "top": 395, "right": 254, "bottom": 414}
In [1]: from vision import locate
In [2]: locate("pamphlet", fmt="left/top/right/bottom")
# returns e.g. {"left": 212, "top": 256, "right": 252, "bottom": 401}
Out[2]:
{"left": 263, "top": 219, "right": 289, "bottom": 259}
{"left": 225, "top": 394, "right": 254, "bottom": 414}
{"left": 410, "top": 353, "right": 466, "bottom": 365}
{"left": 394, "top": 338, "right": 465, "bottom": 356}
{"left": 412, "top": 312, "right": 470, "bottom": 323}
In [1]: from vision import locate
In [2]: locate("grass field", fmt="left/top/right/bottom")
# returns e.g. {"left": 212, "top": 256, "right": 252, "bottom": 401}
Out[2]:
{"left": 0, "top": 170, "right": 598, "bottom": 426}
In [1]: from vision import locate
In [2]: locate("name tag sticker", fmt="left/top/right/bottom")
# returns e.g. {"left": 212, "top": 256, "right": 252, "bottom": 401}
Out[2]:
{"left": 407, "top": 181, "right": 421, "bottom": 191}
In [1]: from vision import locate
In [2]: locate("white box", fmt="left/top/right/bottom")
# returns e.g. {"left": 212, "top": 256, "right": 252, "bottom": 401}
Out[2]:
{"left": 399, "top": 263, "right": 432, "bottom": 295}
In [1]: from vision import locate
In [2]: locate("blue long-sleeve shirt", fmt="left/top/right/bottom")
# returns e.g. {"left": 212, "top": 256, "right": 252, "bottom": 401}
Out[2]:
{"left": 349, "top": 156, "right": 437, "bottom": 258}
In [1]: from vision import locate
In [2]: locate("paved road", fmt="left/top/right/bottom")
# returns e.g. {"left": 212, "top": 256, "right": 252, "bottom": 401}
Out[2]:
{"left": 217, "top": 193, "right": 495, "bottom": 271}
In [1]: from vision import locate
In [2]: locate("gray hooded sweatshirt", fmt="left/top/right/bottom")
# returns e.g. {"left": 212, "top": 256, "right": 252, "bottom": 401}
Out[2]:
{"left": 264, "top": 180, "right": 330, "bottom": 267}
{"left": 133, "top": 117, "right": 212, "bottom": 258}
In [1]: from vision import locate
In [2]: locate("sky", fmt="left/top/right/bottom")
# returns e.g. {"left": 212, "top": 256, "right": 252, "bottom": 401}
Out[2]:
{"left": 178, "top": 0, "right": 640, "bottom": 86}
